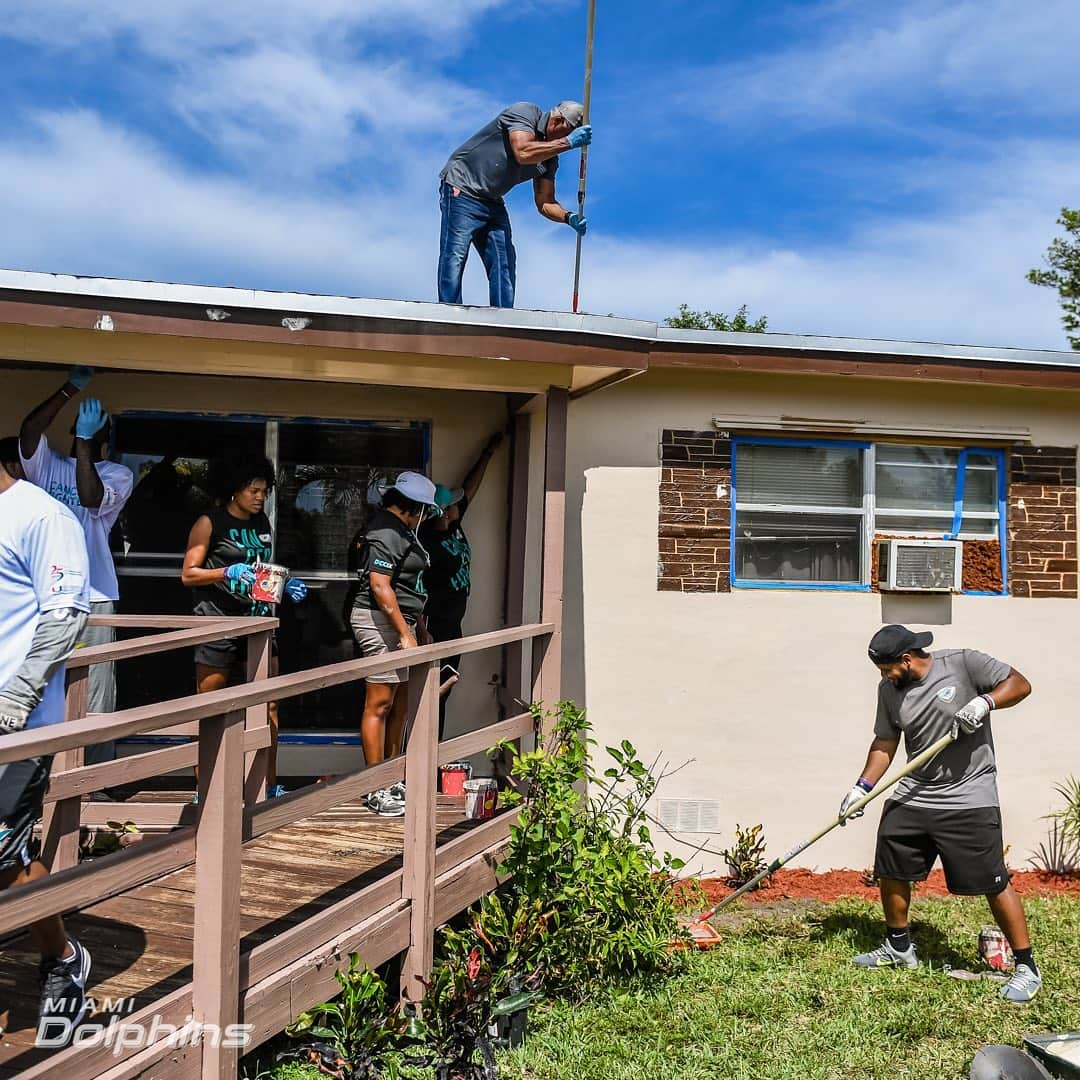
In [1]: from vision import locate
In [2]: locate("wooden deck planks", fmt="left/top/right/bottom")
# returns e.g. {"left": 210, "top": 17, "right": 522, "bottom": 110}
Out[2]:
{"left": 0, "top": 793, "right": 473, "bottom": 1076}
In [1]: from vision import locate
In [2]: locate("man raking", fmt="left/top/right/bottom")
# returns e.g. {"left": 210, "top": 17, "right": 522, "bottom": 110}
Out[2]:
{"left": 438, "top": 101, "right": 592, "bottom": 308}
{"left": 841, "top": 624, "right": 1041, "bottom": 1002}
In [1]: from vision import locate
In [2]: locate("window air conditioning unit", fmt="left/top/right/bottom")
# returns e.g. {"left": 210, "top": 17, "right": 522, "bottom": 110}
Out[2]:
{"left": 878, "top": 539, "right": 963, "bottom": 592}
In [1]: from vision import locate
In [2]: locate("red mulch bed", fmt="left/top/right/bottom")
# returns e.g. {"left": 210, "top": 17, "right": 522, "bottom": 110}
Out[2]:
{"left": 693, "top": 869, "right": 1080, "bottom": 906}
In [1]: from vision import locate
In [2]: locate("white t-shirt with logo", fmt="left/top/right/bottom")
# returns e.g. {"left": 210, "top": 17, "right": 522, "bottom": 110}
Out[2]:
{"left": 20, "top": 435, "right": 133, "bottom": 603}
{"left": 0, "top": 480, "right": 91, "bottom": 729}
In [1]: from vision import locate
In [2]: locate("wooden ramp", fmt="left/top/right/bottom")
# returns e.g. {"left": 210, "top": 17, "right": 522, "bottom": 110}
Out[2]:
{"left": 0, "top": 795, "right": 483, "bottom": 1077}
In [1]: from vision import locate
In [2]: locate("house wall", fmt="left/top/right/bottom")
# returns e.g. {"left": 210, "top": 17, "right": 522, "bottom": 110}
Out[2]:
{"left": 0, "top": 366, "right": 512, "bottom": 768}
{"left": 565, "top": 367, "right": 1080, "bottom": 873}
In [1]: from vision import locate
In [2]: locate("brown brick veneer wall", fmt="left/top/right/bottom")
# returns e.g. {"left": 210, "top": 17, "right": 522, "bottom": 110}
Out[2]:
{"left": 1008, "top": 446, "right": 1078, "bottom": 598}
{"left": 658, "top": 430, "right": 731, "bottom": 592}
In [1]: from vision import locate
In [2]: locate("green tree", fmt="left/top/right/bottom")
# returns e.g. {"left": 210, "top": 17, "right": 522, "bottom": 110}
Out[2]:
{"left": 1027, "top": 207, "right": 1080, "bottom": 349}
{"left": 664, "top": 303, "right": 768, "bottom": 332}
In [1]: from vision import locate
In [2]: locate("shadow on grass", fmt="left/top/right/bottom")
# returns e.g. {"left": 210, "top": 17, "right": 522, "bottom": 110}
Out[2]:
{"left": 808, "top": 906, "right": 972, "bottom": 970}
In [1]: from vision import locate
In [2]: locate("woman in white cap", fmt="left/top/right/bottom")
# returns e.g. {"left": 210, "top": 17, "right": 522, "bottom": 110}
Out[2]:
{"left": 348, "top": 471, "right": 439, "bottom": 815}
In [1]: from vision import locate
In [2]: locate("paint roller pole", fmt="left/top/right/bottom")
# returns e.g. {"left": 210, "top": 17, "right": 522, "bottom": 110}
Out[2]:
{"left": 571, "top": 0, "right": 597, "bottom": 314}
{"left": 696, "top": 729, "right": 958, "bottom": 920}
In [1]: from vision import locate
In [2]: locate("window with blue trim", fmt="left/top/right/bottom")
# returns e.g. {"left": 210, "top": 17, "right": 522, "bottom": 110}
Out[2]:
{"left": 731, "top": 438, "right": 1006, "bottom": 590}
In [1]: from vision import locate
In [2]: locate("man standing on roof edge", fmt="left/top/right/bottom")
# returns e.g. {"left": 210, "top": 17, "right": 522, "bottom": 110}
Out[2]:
{"left": 437, "top": 101, "right": 592, "bottom": 308}
{"left": 841, "top": 624, "right": 1041, "bottom": 1002}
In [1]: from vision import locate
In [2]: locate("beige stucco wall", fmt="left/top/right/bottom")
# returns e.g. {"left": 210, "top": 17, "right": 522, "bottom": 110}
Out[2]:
{"left": 0, "top": 366, "right": 511, "bottom": 758}
{"left": 565, "top": 368, "right": 1080, "bottom": 873}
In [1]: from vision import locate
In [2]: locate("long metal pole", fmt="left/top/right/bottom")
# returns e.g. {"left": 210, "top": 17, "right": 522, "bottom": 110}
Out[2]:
{"left": 571, "top": 0, "right": 596, "bottom": 314}
{"left": 696, "top": 730, "right": 957, "bottom": 919}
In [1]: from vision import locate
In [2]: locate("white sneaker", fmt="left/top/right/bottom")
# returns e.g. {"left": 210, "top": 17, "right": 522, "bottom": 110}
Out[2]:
{"left": 388, "top": 782, "right": 406, "bottom": 803}
{"left": 365, "top": 788, "right": 405, "bottom": 817}
{"left": 1000, "top": 963, "right": 1042, "bottom": 1003}
{"left": 852, "top": 940, "right": 918, "bottom": 970}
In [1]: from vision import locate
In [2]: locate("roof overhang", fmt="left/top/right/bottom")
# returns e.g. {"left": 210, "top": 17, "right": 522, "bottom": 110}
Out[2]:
{"left": 1, "top": 269, "right": 1079, "bottom": 394}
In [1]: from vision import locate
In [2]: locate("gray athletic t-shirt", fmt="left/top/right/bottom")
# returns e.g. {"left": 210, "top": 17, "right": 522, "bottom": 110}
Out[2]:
{"left": 440, "top": 102, "right": 559, "bottom": 202}
{"left": 874, "top": 649, "right": 1011, "bottom": 810}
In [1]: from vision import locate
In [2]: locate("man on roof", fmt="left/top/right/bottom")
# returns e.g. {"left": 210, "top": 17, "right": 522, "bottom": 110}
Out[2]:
{"left": 437, "top": 101, "right": 592, "bottom": 309}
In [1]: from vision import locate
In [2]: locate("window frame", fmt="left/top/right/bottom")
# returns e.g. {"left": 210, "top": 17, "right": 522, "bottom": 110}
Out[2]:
{"left": 730, "top": 435, "right": 1008, "bottom": 594}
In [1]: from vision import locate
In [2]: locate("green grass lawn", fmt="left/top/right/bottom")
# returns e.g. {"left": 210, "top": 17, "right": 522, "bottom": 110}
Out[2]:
{"left": 502, "top": 896, "right": 1079, "bottom": 1080}
{"left": 259, "top": 896, "right": 1079, "bottom": 1080}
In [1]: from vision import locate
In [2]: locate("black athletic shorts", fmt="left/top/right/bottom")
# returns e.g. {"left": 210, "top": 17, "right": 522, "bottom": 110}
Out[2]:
{"left": 194, "top": 633, "right": 277, "bottom": 673}
{"left": 0, "top": 756, "right": 53, "bottom": 873}
{"left": 875, "top": 801, "right": 1010, "bottom": 896}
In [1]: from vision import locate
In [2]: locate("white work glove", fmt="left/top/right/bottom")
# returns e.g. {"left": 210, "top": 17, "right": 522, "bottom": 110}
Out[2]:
{"left": 838, "top": 780, "right": 874, "bottom": 825}
{"left": 0, "top": 696, "right": 31, "bottom": 735}
{"left": 952, "top": 694, "right": 993, "bottom": 738}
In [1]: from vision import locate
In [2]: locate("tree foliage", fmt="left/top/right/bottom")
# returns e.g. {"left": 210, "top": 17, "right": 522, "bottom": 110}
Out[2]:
{"left": 664, "top": 303, "right": 768, "bottom": 333}
{"left": 1027, "top": 207, "right": 1080, "bottom": 350}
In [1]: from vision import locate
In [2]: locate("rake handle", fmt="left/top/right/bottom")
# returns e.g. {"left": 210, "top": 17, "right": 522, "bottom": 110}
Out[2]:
{"left": 571, "top": 0, "right": 597, "bottom": 313}
{"left": 699, "top": 730, "right": 957, "bottom": 919}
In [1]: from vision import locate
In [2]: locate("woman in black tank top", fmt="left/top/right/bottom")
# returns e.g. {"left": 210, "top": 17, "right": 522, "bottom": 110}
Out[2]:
{"left": 181, "top": 457, "right": 308, "bottom": 799}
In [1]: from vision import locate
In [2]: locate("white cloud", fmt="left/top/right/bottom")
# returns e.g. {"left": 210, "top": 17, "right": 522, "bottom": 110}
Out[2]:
{"left": 677, "top": 0, "right": 1080, "bottom": 130}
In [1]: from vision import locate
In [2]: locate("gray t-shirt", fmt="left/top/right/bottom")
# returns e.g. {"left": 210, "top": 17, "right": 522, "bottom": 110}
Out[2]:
{"left": 440, "top": 102, "right": 559, "bottom": 202}
{"left": 874, "top": 649, "right": 1012, "bottom": 810}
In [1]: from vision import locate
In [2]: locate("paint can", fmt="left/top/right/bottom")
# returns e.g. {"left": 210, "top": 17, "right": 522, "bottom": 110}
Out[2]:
{"left": 463, "top": 778, "right": 498, "bottom": 820}
{"left": 251, "top": 562, "right": 289, "bottom": 605}
{"left": 978, "top": 926, "right": 1015, "bottom": 971}
{"left": 440, "top": 761, "right": 473, "bottom": 796}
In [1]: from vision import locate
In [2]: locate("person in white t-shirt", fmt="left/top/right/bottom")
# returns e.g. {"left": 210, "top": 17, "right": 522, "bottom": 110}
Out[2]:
{"left": 0, "top": 437, "right": 95, "bottom": 1045}
{"left": 19, "top": 367, "right": 134, "bottom": 771}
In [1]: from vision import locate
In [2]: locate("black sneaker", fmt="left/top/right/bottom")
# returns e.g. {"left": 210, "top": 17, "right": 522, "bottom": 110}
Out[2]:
{"left": 37, "top": 938, "right": 92, "bottom": 1047}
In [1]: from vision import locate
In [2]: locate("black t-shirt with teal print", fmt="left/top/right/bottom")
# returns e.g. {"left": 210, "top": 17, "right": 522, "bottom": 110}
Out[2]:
{"left": 193, "top": 507, "right": 274, "bottom": 618}
{"left": 352, "top": 508, "right": 430, "bottom": 622}
{"left": 420, "top": 496, "right": 471, "bottom": 624}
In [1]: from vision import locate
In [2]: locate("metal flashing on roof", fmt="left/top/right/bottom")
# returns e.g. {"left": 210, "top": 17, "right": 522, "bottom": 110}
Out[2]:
{"left": 0, "top": 266, "right": 1077, "bottom": 371}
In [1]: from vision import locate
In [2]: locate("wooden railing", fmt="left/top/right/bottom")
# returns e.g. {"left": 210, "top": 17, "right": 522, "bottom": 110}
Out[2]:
{"left": 0, "top": 615, "right": 554, "bottom": 1080}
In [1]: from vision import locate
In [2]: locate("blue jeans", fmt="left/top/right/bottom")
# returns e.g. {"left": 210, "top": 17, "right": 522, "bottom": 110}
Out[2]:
{"left": 438, "top": 181, "right": 516, "bottom": 308}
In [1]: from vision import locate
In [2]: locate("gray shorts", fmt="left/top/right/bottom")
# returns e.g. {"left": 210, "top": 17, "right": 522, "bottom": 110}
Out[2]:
{"left": 350, "top": 607, "right": 414, "bottom": 685}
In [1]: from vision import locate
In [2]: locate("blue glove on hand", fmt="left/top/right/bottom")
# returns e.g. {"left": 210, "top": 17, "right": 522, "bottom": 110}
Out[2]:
{"left": 68, "top": 365, "right": 94, "bottom": 390}
{"left": 285, "top": 578, "right": 308, "bottom": 601}
{"left": 566, "top": 124, "right": 592, "bottom": 150}
{"left": 225, "top": 563, "right": 256, "bottom": 587}
{"left": 567, "top": 212, "right": 587, "bottom": 237}
{"left": 75, "top": 398, "right": 109, "bottom": 439}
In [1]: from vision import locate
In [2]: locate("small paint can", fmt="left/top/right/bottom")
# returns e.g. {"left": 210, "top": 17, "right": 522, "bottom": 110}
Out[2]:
{"left": 463, "top": 778, "right": 498, "bottom": 820}
{"left": 978, "top": 926, "right": 1014, "bottom": 971}
{"left": 440, "top": 761, "right": 473, "bottom": 796}
{"left": 251, "top": 562, "right": 289, "bottom": 605}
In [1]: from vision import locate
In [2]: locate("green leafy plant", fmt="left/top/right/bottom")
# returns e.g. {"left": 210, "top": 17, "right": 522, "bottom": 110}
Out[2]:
{"left": 1049, "top": 775, "right": 1080, "bottom": 847}
{"left": 1028, "top": 819, "right": 1080, "bottom": 876}
{"left": 404, "top": 948, "right": 534, "bottom": 1080}
{"left": 664, "top": 303, "right": 768, "bottom": 333}
{"left": 720, "top": 823, "right": 769, "bottom": 889}
{"left": 283, "top": 955, "right": 404, "bottom": 1079}
{"left": 489, "top": 700, "right": 688, "bottom": 992}
{"left": 1027, "top": 208, "right": 1080, "bottom": 349}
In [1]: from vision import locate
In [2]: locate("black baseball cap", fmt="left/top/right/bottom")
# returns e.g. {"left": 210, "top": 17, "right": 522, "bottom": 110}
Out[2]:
{"left": 867, "top": 624, "right": 934, "bottom": 664}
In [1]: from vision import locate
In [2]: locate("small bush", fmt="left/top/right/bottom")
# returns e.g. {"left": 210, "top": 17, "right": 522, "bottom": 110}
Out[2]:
{"left": 1029, "top": 818, "right": 1080, "bottom": 876}
{"left": 720, "top": 823, "right": 769, "bottom": 889}
{"left": 488, "top": 700, "right": 688, "bottom": 991}
{"left": 1050, "top": 775, "right": 1080, "bottom": 847}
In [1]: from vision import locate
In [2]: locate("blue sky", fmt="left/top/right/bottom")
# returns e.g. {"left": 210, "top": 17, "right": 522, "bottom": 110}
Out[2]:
{"left": 0, "top": 0, "right": 1077, "bottom": 347}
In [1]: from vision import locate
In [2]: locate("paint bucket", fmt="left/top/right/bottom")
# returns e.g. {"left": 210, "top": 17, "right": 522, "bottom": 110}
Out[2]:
{"left": 978, "top": 926, "right": 1014, "bottom": 971}
{"left": 463, "top": 778, "right": 498, "bottom": 820}
{"left": 251, "top": 562, "right": 289, "bottom": 605}
{"left": 440, "top": 761, "right": 473, "bottom": 796}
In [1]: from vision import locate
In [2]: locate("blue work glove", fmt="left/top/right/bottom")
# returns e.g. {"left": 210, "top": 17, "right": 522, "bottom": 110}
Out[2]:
{"left": 567, "top": 212, "right": 587, "bottom": 237}
{"left": 285, "top": 578, "right": 308, "bottom": 601}
{"left": 74, "top": 398, "right": 109, "bottom": 439}
{"left": 566, "top": 124, "right": 592, "bottom": 150}
{"left": 224, "top": 562, "right": 256, "bottom": 587}
{"left": 67, "top": 365, "right": 94, "bottom": 390}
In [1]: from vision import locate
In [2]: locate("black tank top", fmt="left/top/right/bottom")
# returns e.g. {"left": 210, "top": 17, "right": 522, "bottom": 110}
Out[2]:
{"left": 192, "top": 507, "right": 274, "bottom": 617}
